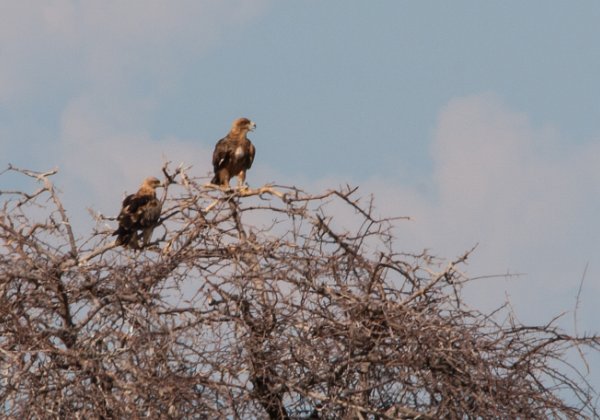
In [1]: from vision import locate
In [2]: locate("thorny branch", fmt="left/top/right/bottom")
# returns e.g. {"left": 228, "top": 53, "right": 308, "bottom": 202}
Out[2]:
{"left": 0, "top": 164, "right": 599, "bottom": 419}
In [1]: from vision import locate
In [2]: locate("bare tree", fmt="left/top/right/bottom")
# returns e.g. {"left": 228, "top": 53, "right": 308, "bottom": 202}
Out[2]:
{"left": 1, "top": 164, "right": 599, "bottom": 419}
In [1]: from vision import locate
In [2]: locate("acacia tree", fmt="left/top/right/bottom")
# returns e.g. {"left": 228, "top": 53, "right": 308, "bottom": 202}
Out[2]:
{"left": 1, "top": 164, "right": 599, "bottom": 419}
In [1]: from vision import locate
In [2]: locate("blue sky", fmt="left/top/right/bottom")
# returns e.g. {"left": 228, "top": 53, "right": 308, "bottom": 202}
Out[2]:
{"left": 1, "top": 0, "right": 600, "bottom": 389}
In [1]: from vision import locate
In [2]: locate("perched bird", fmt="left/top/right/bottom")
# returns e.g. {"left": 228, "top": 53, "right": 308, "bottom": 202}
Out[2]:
{"left": 211, "top": 117, "right": 256, "bottom": 188}
{"left": 113, "top": 177, "right": 162, "bottom": 249}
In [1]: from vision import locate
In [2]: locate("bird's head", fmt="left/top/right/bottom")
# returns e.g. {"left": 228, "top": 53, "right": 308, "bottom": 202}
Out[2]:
{"left": 141, "top": 177, "right": 162, "bottom": 190}
{"left": 232, "top": 117, "right": 256, "bottom": 134}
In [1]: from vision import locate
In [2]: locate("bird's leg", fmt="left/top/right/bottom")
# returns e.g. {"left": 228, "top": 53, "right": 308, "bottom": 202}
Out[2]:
{"left": 141, "top": 227, "right": 155, "bottom": 247}
{"left": 219, "top": 169, "right": 232, "bottom": 191}
{"left": 129, "top": 233, "right": 141, "bottom": 250}
{"left": 237, "top": 171, "right": 248, "bottom": 190}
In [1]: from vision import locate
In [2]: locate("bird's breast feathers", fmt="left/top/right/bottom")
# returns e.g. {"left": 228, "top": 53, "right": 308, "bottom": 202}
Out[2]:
{"left": 234, "top": 146, "right": 245, "bottom": 159}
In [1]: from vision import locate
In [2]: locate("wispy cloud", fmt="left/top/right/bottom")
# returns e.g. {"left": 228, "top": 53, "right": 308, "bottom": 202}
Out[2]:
{"left": 0, "top": 1, "right": 270, "bottom": 102}
{"left": 358, "top": 93, "right": 599, "bottom": 326}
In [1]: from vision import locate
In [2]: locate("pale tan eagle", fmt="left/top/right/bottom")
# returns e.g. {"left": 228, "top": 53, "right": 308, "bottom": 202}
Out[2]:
{"left": 211, "top": 117, "right": 256, "bottom": 188}
{"left": 113, "top": 177, "right": 162, "bottom": 248}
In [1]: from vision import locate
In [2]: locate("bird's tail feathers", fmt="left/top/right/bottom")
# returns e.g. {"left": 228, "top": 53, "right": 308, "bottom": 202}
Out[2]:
{"left": 113, "top": 227, "right": 134, "bottom": 247}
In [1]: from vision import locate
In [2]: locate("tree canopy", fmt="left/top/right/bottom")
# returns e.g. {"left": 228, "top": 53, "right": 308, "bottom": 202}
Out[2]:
{"left": 1, "top": 165, "right": 598, "bottom": 419}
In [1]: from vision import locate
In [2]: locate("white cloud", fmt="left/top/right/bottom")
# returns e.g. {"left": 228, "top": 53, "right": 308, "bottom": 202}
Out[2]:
{"left": 357, "top": 93, "right": 600, "bottom": 325}
{"left": 0, "top": 0, "right": 270, "bottom": 103}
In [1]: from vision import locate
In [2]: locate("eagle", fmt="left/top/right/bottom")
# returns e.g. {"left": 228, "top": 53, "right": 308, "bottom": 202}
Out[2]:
{"left": 113, "top": 177, "right": 162, "bottom": 249}
{"left": 211, "top": 117, "right": 256, "bottom": 188}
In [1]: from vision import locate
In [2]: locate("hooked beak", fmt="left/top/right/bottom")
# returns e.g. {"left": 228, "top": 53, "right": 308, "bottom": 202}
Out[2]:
{"left": 249, "top": 121, "right": 257, "bottom": 131}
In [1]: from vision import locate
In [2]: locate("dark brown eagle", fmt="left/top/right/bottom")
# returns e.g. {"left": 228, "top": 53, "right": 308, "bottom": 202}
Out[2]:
{"left": 211, "top": 117, "right": 256, "bottom": 188}
{"left": 113, "top": 177, "right": 162, "bottom": 248}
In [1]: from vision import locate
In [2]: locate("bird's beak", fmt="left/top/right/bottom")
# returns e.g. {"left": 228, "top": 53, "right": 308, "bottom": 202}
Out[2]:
{"left": 250, "top": 121, "right": 257, "bottom": 131}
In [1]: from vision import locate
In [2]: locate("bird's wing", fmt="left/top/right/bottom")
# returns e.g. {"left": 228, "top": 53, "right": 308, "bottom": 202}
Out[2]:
{"left": 212, "top": 137, "right": 233, "bottom": 169}
{"left": 118, "top": 193, "right": 154, "bottom": 228}
{"left": 247, "top": 140, "right": 256, "bottom": 169}
{"left": 139, "top": 199, "right": 162, "bottom": 228}
{"left": 122, "top": 194, "right": 153, "bottom": 216}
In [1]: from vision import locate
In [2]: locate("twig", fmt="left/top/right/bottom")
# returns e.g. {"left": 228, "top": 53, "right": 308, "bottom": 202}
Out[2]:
{"left": 573, "top": 262, "right": 590, "bottom": 373}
